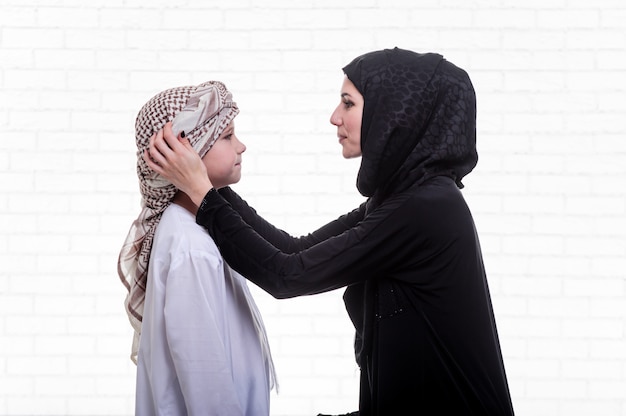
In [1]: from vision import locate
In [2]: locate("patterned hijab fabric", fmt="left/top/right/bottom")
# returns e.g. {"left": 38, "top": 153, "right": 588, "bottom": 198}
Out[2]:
{"left": 342, "top": 47, "right": 478, "bottom": 201}
{"left": 118, "top": 81, "right": 239, "bottom": 362}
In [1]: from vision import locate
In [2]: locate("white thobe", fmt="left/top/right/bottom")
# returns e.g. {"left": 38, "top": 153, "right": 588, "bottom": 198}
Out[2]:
{"left": 135, "top": 203, "right": 272, "bottom": 416}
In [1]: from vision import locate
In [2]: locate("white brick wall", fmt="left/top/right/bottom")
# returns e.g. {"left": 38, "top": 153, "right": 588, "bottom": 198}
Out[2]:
{"left": 1, "top": 0, "right": 624, "bottom": 415}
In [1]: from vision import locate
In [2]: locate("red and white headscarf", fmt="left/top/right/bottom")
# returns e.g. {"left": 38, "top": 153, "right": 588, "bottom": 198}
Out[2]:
{"left": 117, "top": 81, "right": 239, "bottom": 363}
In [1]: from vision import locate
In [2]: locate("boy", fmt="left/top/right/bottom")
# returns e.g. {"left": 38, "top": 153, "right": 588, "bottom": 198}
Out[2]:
{"left": 118, "top": 81, "right": 276, "bottom": 415}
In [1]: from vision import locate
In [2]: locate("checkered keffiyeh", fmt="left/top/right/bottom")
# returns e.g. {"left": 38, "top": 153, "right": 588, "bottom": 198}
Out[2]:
{"left": 117, "top": 81, "right": 239, "bottom": 363}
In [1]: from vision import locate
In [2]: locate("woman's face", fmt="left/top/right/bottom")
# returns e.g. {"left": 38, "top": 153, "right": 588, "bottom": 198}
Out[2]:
{"left": 202, "top": 121, "right": 246, "bottom": 189}
{"left": 330, "top": 76, "right": 363, "bottom": 159}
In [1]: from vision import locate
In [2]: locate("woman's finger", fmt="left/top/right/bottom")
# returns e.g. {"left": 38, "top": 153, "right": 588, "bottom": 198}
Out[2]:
{"left": 155, "top": 128, "right": 178, "bottom": 162}
{"left": 142, "top": 149, "right": 163, "bottom": 175}
{"left": 162, "top": 122, "right": 199, "bottom": 163}
{"left": 162, "top": 122, "right": 183, "bottom": 151}
{"left": 180, "top": 133, "right": 195, "bottom": 152}
{"left": 147, "top": 131, "right": 169, "bottom": 167}
{"left": 143, "top": 134, "right": 165, "bottom": 174}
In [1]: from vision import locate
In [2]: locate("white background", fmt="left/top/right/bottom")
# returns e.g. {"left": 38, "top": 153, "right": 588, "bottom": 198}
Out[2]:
{"left": 1, "top": 0, "right": 625, "bottom": 415}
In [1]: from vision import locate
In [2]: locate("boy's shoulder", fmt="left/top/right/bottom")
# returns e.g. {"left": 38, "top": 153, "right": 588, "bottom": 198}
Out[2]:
{"left": 155, "top": 203, "right": 219, "bottom": 256}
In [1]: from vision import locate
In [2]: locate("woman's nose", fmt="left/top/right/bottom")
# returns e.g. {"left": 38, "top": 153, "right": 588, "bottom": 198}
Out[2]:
{"left": 330, "top": 107, "right": 341, "bottom": 126}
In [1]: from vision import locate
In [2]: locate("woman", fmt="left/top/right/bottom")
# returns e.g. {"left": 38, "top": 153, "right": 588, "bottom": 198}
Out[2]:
{"left": 118, "top": 81, "right": 276, "bottom": 415}
{"left": 145, "top": 48, "right": 514, "bottom": 415}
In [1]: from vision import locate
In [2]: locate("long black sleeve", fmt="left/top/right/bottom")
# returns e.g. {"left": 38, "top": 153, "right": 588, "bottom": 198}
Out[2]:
{"left": 218, "top": 187, "right": 366, "bottom": 253}
{"left": 197, "top": 188, "right": 418, "bottom": 298}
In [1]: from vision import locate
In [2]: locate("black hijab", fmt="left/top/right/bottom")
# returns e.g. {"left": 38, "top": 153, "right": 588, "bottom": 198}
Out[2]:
{"left": 342, "top": 49, "right": 480, "bottom": 366}
{"left": 342, "top": 47, "right": 478, "bottom": 201}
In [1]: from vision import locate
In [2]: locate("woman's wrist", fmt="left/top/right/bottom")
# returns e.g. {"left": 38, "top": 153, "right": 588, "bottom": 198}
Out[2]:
{"left": 197, "top": 187, "right": 220, "bottom": 215}
{"left": 189, "top": 178, "right": 213, "bottom": 207}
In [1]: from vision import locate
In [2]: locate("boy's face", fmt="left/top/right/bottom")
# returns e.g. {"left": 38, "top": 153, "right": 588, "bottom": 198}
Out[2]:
{"left": 202, "top": 121, "right": 246, "bottom": 189}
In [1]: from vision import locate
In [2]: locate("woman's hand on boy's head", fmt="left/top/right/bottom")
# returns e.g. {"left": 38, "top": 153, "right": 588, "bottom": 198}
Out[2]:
{"left": 143, "top": 122, "right": 213, "bottom": 205}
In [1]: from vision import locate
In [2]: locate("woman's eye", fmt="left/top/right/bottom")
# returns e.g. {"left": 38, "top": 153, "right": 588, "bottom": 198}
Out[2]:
{"left": 343, "top": 100, "right": 354, "bottom": 109}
